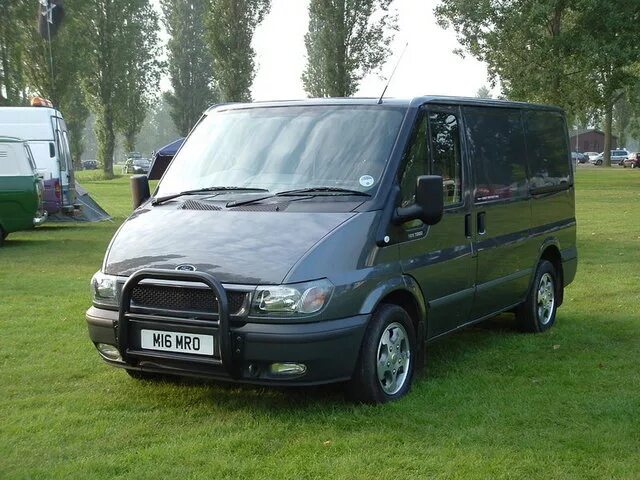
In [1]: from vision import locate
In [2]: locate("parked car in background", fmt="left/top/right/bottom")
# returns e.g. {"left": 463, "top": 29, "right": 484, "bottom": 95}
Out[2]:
{"left": 571, "top": 152, "right": 588, "bottom": 164}
{"left": 591, "top": 149, "right": 629, "bottom": 165}
{"left": 584, "top": 152, "right": 599, "bottom": 161}
{"left": 123, "top": 157, "right": 151, "bottom": 174}
{"left": 621, "top": 152, "right": 640, "bottom": 168}
{"left": 0, "top": 136, "right": 47, "bottom": 245}
{"left": 612, "top": 150, "right": 629, "bottom": 165}
{"left": 82, "top": 159, "right": 99, "bottom": 170}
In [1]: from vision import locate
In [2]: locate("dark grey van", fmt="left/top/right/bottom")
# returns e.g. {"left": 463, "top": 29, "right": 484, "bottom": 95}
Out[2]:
{"left": 86, "top": 97, "right": 577, "bottom": 403}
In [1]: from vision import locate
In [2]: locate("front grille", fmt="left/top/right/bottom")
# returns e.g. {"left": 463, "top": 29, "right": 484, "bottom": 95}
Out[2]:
{"left": 131, "top": 284, "right": 247, "bottom": 315}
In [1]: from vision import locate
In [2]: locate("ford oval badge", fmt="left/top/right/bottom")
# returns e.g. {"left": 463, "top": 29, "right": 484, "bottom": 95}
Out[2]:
{"left": 175, "top": 264, "right": 196, "bottom": 272}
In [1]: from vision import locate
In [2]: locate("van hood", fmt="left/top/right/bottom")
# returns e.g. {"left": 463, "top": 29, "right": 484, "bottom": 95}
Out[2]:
{"left": 103, "top": 205, "right": 356, "bottom": 284}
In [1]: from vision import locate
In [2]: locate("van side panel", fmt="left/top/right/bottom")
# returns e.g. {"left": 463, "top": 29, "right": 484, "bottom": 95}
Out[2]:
{"left": 0, "top": 143, "right": 39, "bottom": 233}
{"left": 524, "top": 110, "right": 577, "bottom": 286}
{"left": 463, "top": 107, "right": 536, "bottom": 319}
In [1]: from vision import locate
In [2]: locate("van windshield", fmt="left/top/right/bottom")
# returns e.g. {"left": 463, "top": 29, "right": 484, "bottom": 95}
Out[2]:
{"left": 157, "top": 105, "right": 405, "bottom": 197}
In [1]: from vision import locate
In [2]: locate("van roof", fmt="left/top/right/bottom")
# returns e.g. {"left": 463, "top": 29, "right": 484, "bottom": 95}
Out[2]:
{"left": 0, "top": 106, "right": 62, "bottom": 116}
{"left": 0, "top": 106, "right": 63, "bottom": 141}
{"left": 206, "top": 96, "right": 565, "bottom": 114}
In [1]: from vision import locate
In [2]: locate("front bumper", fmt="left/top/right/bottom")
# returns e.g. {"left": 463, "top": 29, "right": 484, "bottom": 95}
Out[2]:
{"left": 86, "top": 305, "right": 369, "bottom": 386}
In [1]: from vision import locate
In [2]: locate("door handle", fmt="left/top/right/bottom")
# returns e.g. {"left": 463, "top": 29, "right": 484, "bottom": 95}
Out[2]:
{"left": 464, "top": 214, "right": 472, "bottom": 238}
{"left": 477, "top": 212, "right": 486, "bottom": 235}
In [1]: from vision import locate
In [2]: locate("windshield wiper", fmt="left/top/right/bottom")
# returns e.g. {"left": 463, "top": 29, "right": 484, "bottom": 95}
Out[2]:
{"left": 276, "top": 187, "right": 371, "bottom": 197}
{"left": 152, "top": 187, "right": 269, "bottom": 206}
{"left": 227, "top": 187, "right": 371, "bottom": 208}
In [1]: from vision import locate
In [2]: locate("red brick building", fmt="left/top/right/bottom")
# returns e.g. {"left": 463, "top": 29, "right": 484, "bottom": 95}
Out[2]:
{"left": 569, "top": 129, "right": 618, "bottom": 153}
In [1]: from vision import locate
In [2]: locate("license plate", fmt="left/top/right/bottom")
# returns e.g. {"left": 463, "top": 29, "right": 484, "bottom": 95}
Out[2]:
{"left": 140, "top": 329, "right": 214, "bottom": 356}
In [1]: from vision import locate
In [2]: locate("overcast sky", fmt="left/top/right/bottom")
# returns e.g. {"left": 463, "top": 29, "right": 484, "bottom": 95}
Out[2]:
{"left": 159, "top": 0, "right": 492, "bottom": 100}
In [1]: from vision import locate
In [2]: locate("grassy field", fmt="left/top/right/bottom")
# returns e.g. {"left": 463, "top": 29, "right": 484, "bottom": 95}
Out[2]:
{"left": 1, "top": 168, "right": 639, "bottom": 479}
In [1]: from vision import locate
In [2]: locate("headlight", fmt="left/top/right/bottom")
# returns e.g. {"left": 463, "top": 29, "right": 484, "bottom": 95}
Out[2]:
{"left": 252, "top": 279, "right": 333, "bottom": 315}
{"left": 91, "top": 271, "right": 118, "bottom": 308}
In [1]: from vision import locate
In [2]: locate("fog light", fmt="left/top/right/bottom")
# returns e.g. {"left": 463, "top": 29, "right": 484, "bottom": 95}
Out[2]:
{"left": 269, "top": 362, "right": 307, "bottom": 377}
{"left": 96, "top": 343, "right": 122, "bottom": 362}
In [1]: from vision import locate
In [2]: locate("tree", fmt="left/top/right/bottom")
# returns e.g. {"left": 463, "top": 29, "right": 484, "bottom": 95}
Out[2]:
{"left": 115, "top": 9, "right": 162, "bottom": 154}
{"left": 574, "top": 1, "right": 640, "bottom": 166}
{"left": 206, "top": 0, "right": 270, "bottom": 102}
{"left": 0, "top": 1, "right": 31, "bottom": 105}
{"left": 19, "top": 1, "right": 91, "bottom": 167}
{"left": 136, "top": 96, "right": 181, "bottom": 154}
{"left": 78, "top": 0, "right": 161, "bottom": 177}
{"left": 162, "top": 0, "right": 218, "bottom": 136}
{"left": 476, "top": 85, "right": 492, "bottom": 98}
{"left": 435, "top": 0, "right": 640, "bottom": 167}
{"left": 63, "top": 87, "right": 90, "bottom": 168}
{"left": 302, "top": 0, "right": 397, "bottom": 97}
{"left": 613, "top": 94, "right": 632, "bottom": 148}
{"left": 435, "top": 0, "right": 584, "bottom": 110}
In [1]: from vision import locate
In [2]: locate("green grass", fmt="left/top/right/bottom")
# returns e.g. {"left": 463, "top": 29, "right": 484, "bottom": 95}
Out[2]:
{"left": 1, "top": 168, "right": 639, "bottom": 479}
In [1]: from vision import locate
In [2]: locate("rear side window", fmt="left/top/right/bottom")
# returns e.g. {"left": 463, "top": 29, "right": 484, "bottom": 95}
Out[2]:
{"left": 0, "top": 144, "right": 28, "bottom": 176}
{"left": 525, "top": 111, "right": 570, "bottom": 190}
{"left": 464, "top": 107, "right": 527, "bottom": 202}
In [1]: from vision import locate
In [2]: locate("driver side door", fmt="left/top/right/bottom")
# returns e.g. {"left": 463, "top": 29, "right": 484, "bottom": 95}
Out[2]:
{"left": 397, "top": 106, "right": 476, "bottom": 339}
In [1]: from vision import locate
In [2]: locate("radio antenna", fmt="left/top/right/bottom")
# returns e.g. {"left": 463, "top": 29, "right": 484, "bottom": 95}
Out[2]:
{"left": 377, "top": 42, "right": 409, "bottom": 105}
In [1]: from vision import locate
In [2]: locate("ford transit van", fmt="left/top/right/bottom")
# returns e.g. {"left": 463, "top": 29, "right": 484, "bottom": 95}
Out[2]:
{"left": 86, "top": 97, "right": 577, "bottom": 403}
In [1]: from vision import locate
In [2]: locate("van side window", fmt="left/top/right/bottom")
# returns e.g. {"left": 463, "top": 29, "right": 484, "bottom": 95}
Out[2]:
{"left": 399, "top": 112, "right": 428, "bottom": 207}
{"left": 56, "top": 132, "right": 67, "bottom": 171}
{"left": 525, "top": 111, "right": 570, "bottom": 189}
{"left": 465, "top": 107, "right": 527, "bottom": 202}
{"left": 428, "top": 112, "right": 462, "bottom": 206}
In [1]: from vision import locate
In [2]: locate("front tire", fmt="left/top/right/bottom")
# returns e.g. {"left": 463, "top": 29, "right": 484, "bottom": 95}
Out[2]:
{"left": 346, "top": 304, "right": 417, "bottom": 404}
{"left": 517, "top": 260, "right": 559, "bottom": 333}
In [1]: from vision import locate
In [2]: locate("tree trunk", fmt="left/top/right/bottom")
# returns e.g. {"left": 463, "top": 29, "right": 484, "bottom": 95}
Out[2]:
{"left": 603, "top": 103, "right": 613, "bottom": 167}
{"left": 124, "top": 132, "right": 136, "bottom": 154}
{"left": 97, "top": 106, "right": 116, "bottom": 178}
{"left": 70, "top": 136, "right": 84, "bottom": 170}
{"left": 1, "top": 41, "right": 13, "bottom": 105}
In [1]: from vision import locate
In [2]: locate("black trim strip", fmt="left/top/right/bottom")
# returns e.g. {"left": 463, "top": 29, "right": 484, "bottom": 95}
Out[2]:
{"left": 529, "top": 183, "right": 571, "bottom": 196}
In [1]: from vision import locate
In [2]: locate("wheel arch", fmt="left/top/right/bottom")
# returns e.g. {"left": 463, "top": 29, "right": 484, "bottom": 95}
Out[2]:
{"left": 358, "top": 276, "right": 427, "bottom": 363}
{"left": 534, "top": 240, "right": 564, "bottom": 306}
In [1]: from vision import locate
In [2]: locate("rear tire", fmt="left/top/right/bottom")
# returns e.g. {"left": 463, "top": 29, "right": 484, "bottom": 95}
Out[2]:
{"left": 346, "top": 304, "right": 417, "bottom": 404}
{"left": 517, "top": 260, "right": 559, "bottom": 333}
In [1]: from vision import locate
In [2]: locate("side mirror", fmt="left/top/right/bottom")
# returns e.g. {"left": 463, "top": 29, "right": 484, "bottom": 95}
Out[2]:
{"left": 131, "top": 174, "right": 150, "bottom": 210}
{"left": 393, "top": 175, "right": 444, "bottom": 226}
